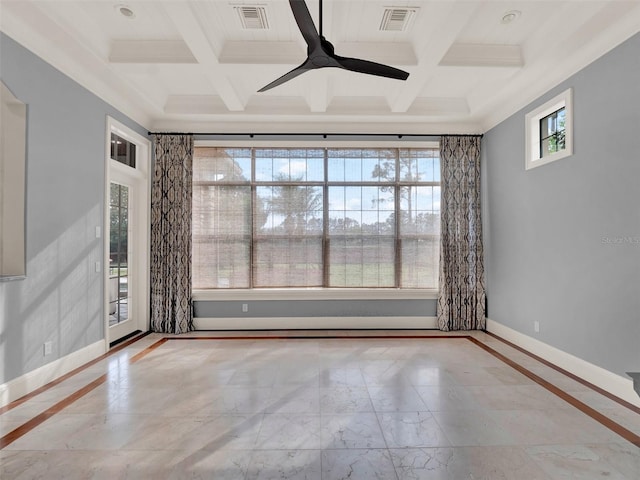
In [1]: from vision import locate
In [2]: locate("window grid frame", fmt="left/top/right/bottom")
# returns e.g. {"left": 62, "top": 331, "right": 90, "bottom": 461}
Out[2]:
{"left": 192, "top": 146, "right": 440, "bottom": 289}
{"left": 539, "top": 107, "right": 566, "bottom": 159}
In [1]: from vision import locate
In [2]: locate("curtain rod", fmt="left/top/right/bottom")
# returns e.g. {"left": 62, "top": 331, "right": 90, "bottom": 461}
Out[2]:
{"left": 147, "top": 132, "right": 483, "bottom": 138}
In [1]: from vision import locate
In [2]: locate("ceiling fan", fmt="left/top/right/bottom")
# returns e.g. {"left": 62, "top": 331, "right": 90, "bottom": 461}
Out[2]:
{"left": 258, "top": 0, "right": 410, "bottom": 92}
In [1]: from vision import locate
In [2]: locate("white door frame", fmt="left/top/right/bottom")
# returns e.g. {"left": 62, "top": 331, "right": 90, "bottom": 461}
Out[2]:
{"left": 104, "top": 117, "right": 151, "bottom": 346}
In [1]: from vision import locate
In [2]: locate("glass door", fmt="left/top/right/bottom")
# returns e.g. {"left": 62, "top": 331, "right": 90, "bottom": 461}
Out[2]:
{"left": 108, "top": 174, "right": 138, "bottom": 342}
{"left": 109, "top": 182, "right": 130, "bottom": 328}
{"left": 106, "top": 117, "right": 150, "bottom": 345}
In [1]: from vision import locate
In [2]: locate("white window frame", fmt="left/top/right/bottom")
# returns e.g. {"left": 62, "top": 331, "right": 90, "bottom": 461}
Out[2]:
{"left": 525, "top": 88, "right": 573, "bottom": 170}
{"left": 192, "top": 140, "right": 440, "bottom": 302}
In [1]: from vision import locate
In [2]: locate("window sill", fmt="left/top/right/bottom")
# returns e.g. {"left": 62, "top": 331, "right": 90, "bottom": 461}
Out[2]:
{"left": 193, "top": 288, "right": 439, "bottom": 302}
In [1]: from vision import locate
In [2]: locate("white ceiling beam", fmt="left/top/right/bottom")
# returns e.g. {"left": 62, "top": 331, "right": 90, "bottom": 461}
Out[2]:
{"left": 109, "top": 40, "right": 197, "bottom": 64}
{"left": 327, "top": 96, "right": 399, "bottom": 115}
{"left": 244, "top": 96, "right": 310, "bottom": 115}
{"left": 439, "top": 44, "right": 523, "bottom": 68}
{"left": 164, "top": 96, "right": 227, "bottom": 115}
{"left": 168, "top": 93, "right": 467, "bottom": 118}
{"left": 406, "top": 97, "right": 470, "bottom": 116}
{"left": 305, "top": 71, "right": 331, "bottom": 113}
{"left": 219, "top": 41, "right": 304, "bottom": 64}
{"left": 161, "top": 2, "right": 245, "bottom": 112}
{"left": 336, "top": 42, "right": 417, "bottom": 66}
{"left": 390, "top": 1, "right": 484, "bottom": 114}
{"left": 218, "top": 41, "right": 416, "bottom": 66}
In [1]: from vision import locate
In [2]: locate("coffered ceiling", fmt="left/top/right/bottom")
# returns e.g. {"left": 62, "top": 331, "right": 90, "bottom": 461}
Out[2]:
{"left": 1, "top": 0, "right": 639, "bottom": 134}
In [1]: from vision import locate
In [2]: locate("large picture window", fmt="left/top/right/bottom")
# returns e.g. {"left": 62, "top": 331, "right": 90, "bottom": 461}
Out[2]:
{"left": 193, "top": 145, "right": 440, "bottom": 290}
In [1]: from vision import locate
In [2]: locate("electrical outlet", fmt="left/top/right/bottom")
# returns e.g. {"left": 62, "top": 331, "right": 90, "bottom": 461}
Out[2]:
{"left": 95, "top": 226, "right": 101, "bottom": 238}
{"left": 534, "top": 321, "right": 540, "bottom": 333}
{"left": 242, "top": 303, "right": 248, "bottom": 313}
{"left": 95, "top": 261, "right": 101, "bottom": 272}
{"left": 43, "top": 341, "right": 53, "bottom": 356}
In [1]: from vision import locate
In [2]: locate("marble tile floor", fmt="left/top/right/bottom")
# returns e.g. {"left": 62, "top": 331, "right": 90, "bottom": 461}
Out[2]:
{"left": 1, "top": 330, "right": 639, "bottom": 479}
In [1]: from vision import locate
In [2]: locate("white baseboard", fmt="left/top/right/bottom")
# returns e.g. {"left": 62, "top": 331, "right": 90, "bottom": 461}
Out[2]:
{"left": 194, "top": 316, "right": 437, "bottom": 331}
{"left": 0, "top": 339, "right": 107, "bottom": 408}
{"left": 486, "top": 318, "right": 640, "bottom": 408}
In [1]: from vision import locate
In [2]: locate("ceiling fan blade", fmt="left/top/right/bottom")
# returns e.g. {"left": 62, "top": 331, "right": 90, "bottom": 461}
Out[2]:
{"left": 258, "top": 62, "right": 313, "bottom": 92}
{"left": 260, "top": 0, "right": 408, "bottom": 92}
{"left": 289, "top": 0, "right": 321, "bottom": 49}
{"left": 335, "top": 56, "right": 409, "bottom": 81}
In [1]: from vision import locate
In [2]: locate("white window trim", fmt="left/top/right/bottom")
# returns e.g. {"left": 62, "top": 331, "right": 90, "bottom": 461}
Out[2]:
{"left": 193, "top": 288, "right": 438, "bottom": 302}
{"left": 525, "top": 88, "right": 573, "bottom": 170}
{"left": 104, "top": 116, "right": 151, "bottom": 344}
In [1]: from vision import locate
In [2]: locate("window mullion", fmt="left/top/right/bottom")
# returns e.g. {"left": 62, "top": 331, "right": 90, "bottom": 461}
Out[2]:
{"left": 250, "top": 148, "right": 256, "bottom": 289}
{"left": 394, "top": 149, "right": 401, "bottom": 288}
{"left": 323, "top": 148, "right": 329, "bottom": 287}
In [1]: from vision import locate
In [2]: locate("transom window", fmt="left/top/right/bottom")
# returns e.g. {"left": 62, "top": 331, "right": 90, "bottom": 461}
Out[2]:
{"left": 192, "top": 146, "right": 440, "bottom": 290}
{"left": 110, "top": 133, "right": 136, "bottom": 168}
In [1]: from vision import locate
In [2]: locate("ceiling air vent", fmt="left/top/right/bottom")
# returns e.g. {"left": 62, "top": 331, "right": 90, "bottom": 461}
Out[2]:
{"left": 380, "top": 7, "right": 417, "bottom": 32}
{"left": 235, "top": 5, "right": 269, "bottom": 30}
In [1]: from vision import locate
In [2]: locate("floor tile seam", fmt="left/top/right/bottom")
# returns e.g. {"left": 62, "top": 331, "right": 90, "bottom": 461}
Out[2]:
{"left": 467, "top": 337, "right": 640, "bottom": 449}
{"left": 426, "top": 410, "right": 472, "bottom": 448}
{"left": 368, "top": 403, "right": 395, "bottom": 454}
{"left": 0, "top": 337, "right": 168, "bottom": 450}
{"left": 483, "top": 331, "right": 640, "bottom": 415}
{"left": 374, "top": 409, "right": 456, "bottom": 450}
{"left": 0, "top": 331, "right": 151, "bottom": 416}
{"left": 251, "top": 409, "right": 268, "bottom": 454}
{"left": 410, "top": 383, "right": 431, "bottom": 412}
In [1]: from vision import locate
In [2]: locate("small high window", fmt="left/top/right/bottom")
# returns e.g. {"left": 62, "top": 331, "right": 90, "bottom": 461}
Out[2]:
{"left": 525, "top": 88, "right": 573, "bottom": 170}
{"left": 539, "top": 107, "right": 566, "bottom": 158}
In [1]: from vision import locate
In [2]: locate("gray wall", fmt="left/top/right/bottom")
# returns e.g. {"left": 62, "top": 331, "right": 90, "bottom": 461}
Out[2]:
{"left": 0, "top": 33, "right": 147, "bottom": 384}
{"left": 194, "top": 299, "right": 436, "bottom": 319}
{"left": 483, "top": 32, "right": 640, "bottom": 377}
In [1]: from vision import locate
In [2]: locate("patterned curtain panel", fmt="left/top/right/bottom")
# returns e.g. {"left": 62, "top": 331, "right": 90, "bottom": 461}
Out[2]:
{"left": 150, "top": 134, "right": 194, "bottom": 334}
{"left": 437, "top": 135, "right": 486, "bottom": 331}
